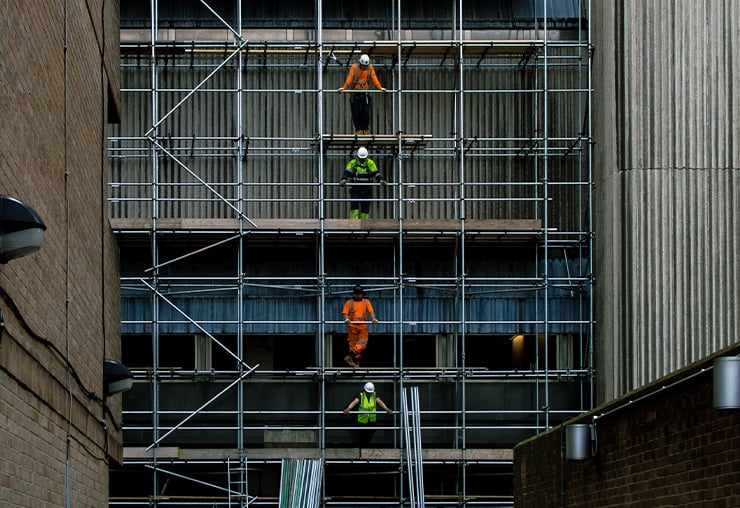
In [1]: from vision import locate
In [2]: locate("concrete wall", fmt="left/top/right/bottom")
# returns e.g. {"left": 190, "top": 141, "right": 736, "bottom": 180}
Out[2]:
{"left": 0, "top": 0, "right": 121, "bottom": 506}
{"left": 513, "top": 343, "right": 740, "bottom": 507}
{"left": 593, "top": 0, "right": 740, "bottom": 402}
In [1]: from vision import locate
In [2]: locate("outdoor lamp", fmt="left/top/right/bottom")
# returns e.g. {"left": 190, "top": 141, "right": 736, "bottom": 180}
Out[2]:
{"left": 103, "top": 360, "right": 133, "bottom": 396}
{"left": 0, "top": 194, "right": 46, "bottom": 264}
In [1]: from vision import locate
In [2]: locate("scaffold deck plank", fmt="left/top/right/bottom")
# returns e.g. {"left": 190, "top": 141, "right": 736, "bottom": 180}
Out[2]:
{"left": 120, "top": 38, "right": 543, "bottom": 58}
{"left": 123, "top": 446, "right": 513, "bottom": 462}
{"left": 317, "top": 133, "right": 431, "bottom": 150}
{"left": 110, "top": 218, "right": 542, "bottom": 234}
{"left": 361, "top": 39, "right": 543, "bottom": 57}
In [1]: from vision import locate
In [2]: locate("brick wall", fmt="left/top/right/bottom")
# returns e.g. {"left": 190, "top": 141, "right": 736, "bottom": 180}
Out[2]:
{"left": 514, "top": 343, "right": 740, "bottom": 507}
{"left": 0, "top": 0, "right": 120, "bottom": 505}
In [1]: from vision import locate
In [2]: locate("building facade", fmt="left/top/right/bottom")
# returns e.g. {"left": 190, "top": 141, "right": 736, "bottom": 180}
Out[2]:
{"left": 0, "top": 1, "right": 121, "bottom": 506}
{"left": 515, "top": 1, "right": 740, "bottom": 505}
{"left": 109, "top": 1, "right": 592, "bottom": 506}
{"left": 592, "top": 0, "right": 740, "bottom": 400}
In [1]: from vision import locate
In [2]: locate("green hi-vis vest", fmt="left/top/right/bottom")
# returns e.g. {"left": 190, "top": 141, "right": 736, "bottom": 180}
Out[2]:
{"left": 358, "top": 392, "right": 377, "bottom": 424}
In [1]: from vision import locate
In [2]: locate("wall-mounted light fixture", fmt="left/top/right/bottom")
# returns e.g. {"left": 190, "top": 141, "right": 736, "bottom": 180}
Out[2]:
{"left": 713, "top": 356, "right": 740, "bottom": 409}
{"left": 103, "top": 360, "right": 133, "bottom": 397}
{"left": 565, "top": 423, "right": 595, "bottom": 460}
{"left": 0, "top": 194, "right": 47, "bottom": 264}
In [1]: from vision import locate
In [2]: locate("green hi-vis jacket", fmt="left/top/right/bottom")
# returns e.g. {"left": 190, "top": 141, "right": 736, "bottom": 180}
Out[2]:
{"left": 342, "top": 158, "right": 383, "bottom": 183}
{"left": 358, "top": 391, "right": 377, "bottom": 423}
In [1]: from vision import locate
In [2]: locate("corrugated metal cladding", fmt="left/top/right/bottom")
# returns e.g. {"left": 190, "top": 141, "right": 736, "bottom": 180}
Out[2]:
{"left": 121, "top": 261, "right": 588, "bottom": 336}
{"left": 122, "top": 243, "right": 590, "bottom": 335}
{"left": 593, "top": 0, "right": 740, "bottom": 400}
{"left": 121, "top": 291, "right": 587, "bottom": 335}
{"left": 110, "top": 49, "right": 589, "bottom": 227}
{"left": 120, "top": 0, "right": 586, "bottom": 29}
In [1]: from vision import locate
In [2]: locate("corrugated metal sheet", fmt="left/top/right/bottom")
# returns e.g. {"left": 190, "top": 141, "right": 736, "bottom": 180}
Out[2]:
{"left": 120, "top": 0, "right": 586, "bottom": 29}
{"left": 121, "top": 254, "right": 589, "bottom": 335}
{"left": 110, "top": 48, "right": 588, "bottom": 227}
{"left": 594, "top": 0, "right": 740, "bottom": 400}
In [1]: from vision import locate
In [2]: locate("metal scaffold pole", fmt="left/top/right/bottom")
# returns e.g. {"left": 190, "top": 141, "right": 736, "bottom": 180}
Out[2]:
{"left": 109, "top": 0, "right": 593, "bottom": 505}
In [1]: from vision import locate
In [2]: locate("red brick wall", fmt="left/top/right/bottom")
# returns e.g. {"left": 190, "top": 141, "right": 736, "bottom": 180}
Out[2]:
{"left": 514, "top": 344, "right": 740, "bottom": 507}
{"left": 0, "top": 0, "right": 120, "bottom": 505}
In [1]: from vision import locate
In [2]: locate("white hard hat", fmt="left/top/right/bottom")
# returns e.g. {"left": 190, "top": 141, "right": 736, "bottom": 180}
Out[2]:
{"left": 364, "top": 382, "right": 375, "bottom": 393}
{"left": 359, "top": 54, "right": 370, "bottom": 65}
{"left": 357, "top": 147, "right": 368, "bottom": 159}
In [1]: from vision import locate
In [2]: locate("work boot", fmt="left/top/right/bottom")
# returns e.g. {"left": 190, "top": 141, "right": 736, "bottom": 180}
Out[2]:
{"left": 344, "top": 355, "right": 357, "bottom": 367}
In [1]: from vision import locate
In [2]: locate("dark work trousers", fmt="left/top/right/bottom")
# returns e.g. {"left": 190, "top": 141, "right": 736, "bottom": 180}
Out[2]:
{"left": 350, "top": 93, "right": 372, "bottom": 131}
{"left": 358, "top": 422, "right": 377, "bottom": 447}
{"left": 349, "top": 185, "right": 373, "bottom": 216}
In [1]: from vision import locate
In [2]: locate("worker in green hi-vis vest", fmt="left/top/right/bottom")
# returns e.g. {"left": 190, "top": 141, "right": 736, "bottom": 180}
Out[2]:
{"left": 343, "top": 382, "right": 393, "bottom": 447}
{"left": 340, "top": 148, "right": 387, "bottom": 220}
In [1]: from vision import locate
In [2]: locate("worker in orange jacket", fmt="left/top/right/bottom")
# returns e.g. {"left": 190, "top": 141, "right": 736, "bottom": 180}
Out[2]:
{"left": 342, "top": 284, "right": 379, "bottom": 367}
{"left": 337, "top": 54, "right": 387, "bottom": 135}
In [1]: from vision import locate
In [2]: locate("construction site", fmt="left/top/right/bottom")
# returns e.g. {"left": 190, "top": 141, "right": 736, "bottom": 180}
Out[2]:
{"left": 108, "top": 1, "right": 592, "bottom": 506}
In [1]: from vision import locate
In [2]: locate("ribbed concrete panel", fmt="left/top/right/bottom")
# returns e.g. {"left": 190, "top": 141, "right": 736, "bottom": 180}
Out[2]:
{"left": 622, "top": 1, "right": 740, "bottom": 170}
{"left": 594, "top": 0, "right": 740, "bottom": 402}
{"left": 623, "top": 170, "right": 740, "bottom": 387}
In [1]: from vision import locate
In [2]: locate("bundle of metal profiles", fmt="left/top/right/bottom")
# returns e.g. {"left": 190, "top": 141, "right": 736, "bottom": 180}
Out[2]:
{"left": 279, "top": 458, "right": 323, "bottom": 508}
{"left": 403, "top": 386, "right": 425, "bottom": 508}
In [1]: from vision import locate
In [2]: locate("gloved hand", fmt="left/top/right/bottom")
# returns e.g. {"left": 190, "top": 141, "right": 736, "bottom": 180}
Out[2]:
{"left": 340, "top": 179, "right": 347, "bottom": 187}
{"left": 380, "top": 179, "right": 387, "bottom": 186}
{"left": 337, "top": 87, "right": 344, "bottom": 93}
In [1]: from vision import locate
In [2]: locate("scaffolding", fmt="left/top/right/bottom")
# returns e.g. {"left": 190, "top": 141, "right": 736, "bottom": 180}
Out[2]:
{"left": 108, "top": 1, "right": 592, "bottom": 506}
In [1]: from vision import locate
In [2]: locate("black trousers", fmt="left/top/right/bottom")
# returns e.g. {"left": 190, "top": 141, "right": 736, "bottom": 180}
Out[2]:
{"left": 350, "top": 93, "right": 372, "bottom": 131}
{"left": 349, "top": 185, "right": 372, "bottom": 215}
{"left": 358, "top": 422, "right": 377, "bottom": 447}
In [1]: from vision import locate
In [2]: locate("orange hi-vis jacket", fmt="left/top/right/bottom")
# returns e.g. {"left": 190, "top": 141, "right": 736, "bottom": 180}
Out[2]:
{"left": 342, "top": 298, "right": 375, "bottom": 327}
{"left": 340, "top": 63, "right": 383, "bottom": 91}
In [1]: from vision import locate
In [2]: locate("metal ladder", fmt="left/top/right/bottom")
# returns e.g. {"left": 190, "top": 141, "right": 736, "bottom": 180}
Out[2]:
{"left": 227, "top": 455, "right": 254, "bottom": 507}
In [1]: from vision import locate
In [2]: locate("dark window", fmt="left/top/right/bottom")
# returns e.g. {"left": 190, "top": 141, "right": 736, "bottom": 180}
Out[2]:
{"left": 122, "top": 334, "right": 152, "bottom": 368}
{"left": 463, "top": 334, "right": 564, "bottom": 370}
{"left": 332, "top": 334, "right": 437, "bottom": 367}
{"left": 332, "top": 333, "right": 394, "bottom": 367}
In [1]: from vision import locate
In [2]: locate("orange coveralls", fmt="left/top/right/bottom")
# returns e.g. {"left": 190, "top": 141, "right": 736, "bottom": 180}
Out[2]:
{"left": 340, "top": 63, "right": 384, "bottom": 92}
{"left": 342, "top": 297, "right": 376, "bottom": 359}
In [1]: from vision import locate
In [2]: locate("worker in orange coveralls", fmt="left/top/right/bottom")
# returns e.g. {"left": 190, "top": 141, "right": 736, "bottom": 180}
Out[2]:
{"left": 341, "top": 284, "right": 379, "bottom": 367}
{"left": 337, "top": 53, "right": 387, "bottom": 135}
